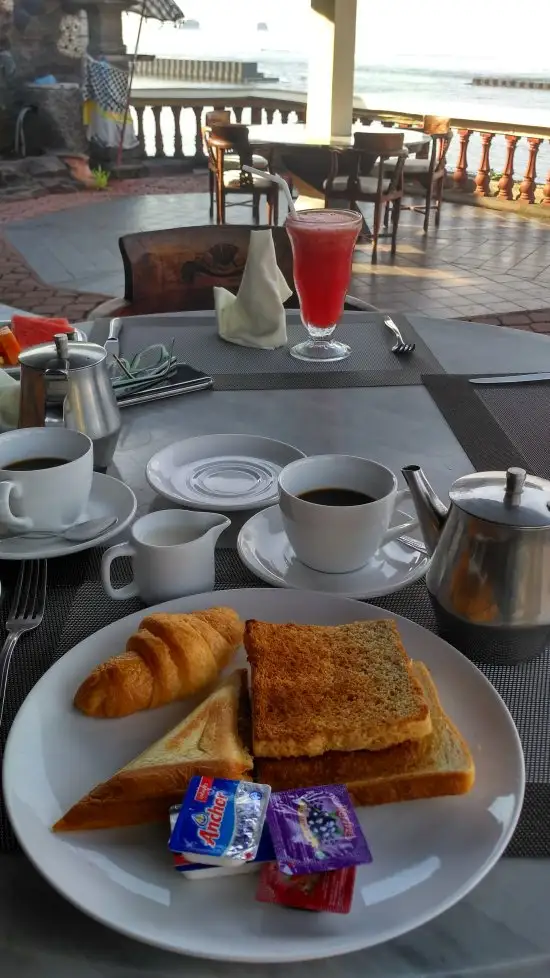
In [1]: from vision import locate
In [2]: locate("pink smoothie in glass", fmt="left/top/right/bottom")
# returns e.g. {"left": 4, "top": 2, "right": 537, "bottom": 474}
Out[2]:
{"left": 286, "top": 209, "right": 362, "bottom": 328}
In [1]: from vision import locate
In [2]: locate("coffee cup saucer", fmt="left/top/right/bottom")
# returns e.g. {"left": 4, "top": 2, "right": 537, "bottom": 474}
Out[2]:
{"left": 0, "top": 472, "right": 136, "bottom": 560}
{"left": 237, "top": 505, "right": 429, "bottom": 598}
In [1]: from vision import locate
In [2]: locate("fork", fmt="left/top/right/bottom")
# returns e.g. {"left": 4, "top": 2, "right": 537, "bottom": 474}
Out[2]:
{"left": 0, "top": 560, "right": 47, "bottom": 729}
{"left": 384, "top": 316, "right": 416, "bottom": 355}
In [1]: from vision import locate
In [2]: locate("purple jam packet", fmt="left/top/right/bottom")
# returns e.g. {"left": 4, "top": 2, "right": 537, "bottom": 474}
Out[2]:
{"left": 266, "top": 784, "right": 373, "bottom": 876}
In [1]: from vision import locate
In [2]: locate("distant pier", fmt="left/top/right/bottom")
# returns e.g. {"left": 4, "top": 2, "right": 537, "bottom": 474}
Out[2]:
{"left": 472, "top": 77, "right": 550, "bottom": 90}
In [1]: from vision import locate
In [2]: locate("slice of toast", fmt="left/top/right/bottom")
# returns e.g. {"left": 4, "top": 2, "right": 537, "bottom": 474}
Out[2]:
{"left": 256, "top": 661, "right": 475, "bottom": 805}
{"left": 53, "top": 669, "right": 252, "bottom": 832}
{"left": 244, "top": 619, "right": 431, "bottom": 757}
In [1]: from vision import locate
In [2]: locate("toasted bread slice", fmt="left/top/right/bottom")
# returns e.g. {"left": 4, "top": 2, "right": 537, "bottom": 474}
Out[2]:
{"left": 244, "top": 619, "right": 431, "bottom": 757}
{"left": 53, "top": 669, "right": 252, "bottom": 832}
{"left": 256, "top": 662, "right": 475, "bottom": 804}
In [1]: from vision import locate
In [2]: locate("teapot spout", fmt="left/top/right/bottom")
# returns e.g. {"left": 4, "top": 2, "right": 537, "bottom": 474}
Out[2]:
{"left": 402, "top": 465, "right": 448, "bottom": 555}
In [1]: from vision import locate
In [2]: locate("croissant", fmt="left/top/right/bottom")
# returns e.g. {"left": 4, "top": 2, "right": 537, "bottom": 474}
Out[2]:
{"left": 74, "top": 607, "right": 244, "bottom": 718}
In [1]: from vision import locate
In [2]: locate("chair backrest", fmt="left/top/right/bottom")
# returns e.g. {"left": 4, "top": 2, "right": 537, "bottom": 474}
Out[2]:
{"left": 118, "top": 225, "right": 296, "bottom": 315}
{"left": 353, "top": 131, "right": 404, "bottom": 156}
{"left": 204, "top": 109, "right": 231, "bottom": 128}
{"left": 423, "top": 115, "right": 451, "bottom": 135}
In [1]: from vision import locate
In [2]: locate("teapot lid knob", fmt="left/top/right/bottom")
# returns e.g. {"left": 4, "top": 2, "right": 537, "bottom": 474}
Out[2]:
{"left": 505, "top": 467, "right": 527, "bottom": 506}
{"left": 54, "top": 333, "right": 69, "bottom": 360}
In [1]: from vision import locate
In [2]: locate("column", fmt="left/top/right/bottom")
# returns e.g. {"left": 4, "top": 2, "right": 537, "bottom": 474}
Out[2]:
{"left": 306, "top": 0, "right": 357, "bottom": 138}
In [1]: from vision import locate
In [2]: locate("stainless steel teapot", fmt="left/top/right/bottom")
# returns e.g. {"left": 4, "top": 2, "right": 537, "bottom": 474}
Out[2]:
{"left": 18, "top": 333, "right": 121, "bottom": 471}
{"left": 403, "top": 464, "right": 550, "bottom": 664}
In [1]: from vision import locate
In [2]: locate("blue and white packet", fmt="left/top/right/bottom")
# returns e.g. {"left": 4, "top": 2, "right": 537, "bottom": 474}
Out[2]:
{"left": 169, "top": 805, "right": 275, "bottom": 880}
{"left": 169, "top": 776, "right": 271, "bottom": 867}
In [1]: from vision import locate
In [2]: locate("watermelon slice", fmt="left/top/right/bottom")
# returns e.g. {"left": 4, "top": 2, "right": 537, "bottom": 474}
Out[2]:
{"left": 11, "top": 315, "right": 74, "bottom": 350}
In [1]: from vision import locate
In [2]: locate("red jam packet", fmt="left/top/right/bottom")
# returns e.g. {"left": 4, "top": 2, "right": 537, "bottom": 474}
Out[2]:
{"left": 256, "top": 862, "right": 356, "bottom": 914}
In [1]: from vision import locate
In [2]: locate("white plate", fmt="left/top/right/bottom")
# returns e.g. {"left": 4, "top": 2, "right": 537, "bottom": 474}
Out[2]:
{"left": 0, "top": 472, "right": 137, "bottom": 560}
{"left": 146, "top": 434, "right": 305, "bottom": 511}
{"left": 238, "top": 505, "right": 429, "bottom": 598}
{"left": 3, "top": 589, "right": 524, "bottom": 963}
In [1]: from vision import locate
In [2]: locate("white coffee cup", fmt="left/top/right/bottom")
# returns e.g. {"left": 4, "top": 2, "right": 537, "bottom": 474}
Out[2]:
{"left": 101, "top": 509, "right": 231, "bottom": 605}
{"left": 278, "top": 454, "right": 418, "bottom": 573}
{"left": 0, "top": 427, "right": 93, "bottom": 532}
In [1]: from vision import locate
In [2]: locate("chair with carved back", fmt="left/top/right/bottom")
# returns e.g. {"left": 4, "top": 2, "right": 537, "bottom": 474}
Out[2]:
{"left": 206, "top": 123, "right": 278, "bottom": 225}
{"left": 202, "top": 111, "right": 269, "bottom": 219}
{"left": 382, "top": 116, "right": 452, "bottom": 231}
{"left": 324, "top": 132, "right": 406, "bottom": 263}
{"left": 89, "top": 225, "right": 296, "bottom": 319}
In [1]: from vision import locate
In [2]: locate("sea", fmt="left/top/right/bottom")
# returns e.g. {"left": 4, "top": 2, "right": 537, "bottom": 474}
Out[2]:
{"left": 125, "top": 18, "right": 550, "bottom": 180}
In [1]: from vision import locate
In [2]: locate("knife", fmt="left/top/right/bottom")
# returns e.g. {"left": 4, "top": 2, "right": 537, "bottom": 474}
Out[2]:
{"left": 470, "top": 373, "right": 550, "bottom": 385}
{"left": 105, "top": 317, "right": 123, "bottom": 373}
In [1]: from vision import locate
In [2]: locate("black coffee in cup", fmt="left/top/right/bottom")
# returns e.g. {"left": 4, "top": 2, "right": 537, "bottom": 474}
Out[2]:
{"left": 298, "top": 487, "right": 374, "bottom": 506}
{"left": 4, "top": 457, "right": 68, "bottom": 472}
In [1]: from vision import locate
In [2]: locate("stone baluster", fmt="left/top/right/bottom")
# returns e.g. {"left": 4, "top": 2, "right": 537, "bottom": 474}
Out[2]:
{"left": 193, "top": 107, "right": 205, "bottom": 162}
{"left": 453, "top": 130, "right": 472, "bottom": 190}
{"left": 134, "top": 106, "right": 145, "bottom": 154}
{"left": 233, "top": 107, "right": 243, "bottom": 123}
{"left": 542, "top": 144, "right": 550, "bottom": 205}
{"left": 519, "top": 137, "right": 543, "bottom": 203}
{"left": 498, "top": 135, "right": 519, "bottom": 199}
{"left": 152, "top": 106, "right": 165, "bottom": 158}
{"left": 265, "top": 108, "right": 275, "bottom": 123}
{"left": 474, "top": 132, "right": 494, "bottom": 196}
{"left": 171, "top": 106, "right": 183, "bottom": 158}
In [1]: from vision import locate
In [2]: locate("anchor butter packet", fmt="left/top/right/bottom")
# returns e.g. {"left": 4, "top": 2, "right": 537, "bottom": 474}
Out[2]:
{"left": 266, "top": 784, "right": 372, "bottom": 876}
{"left": 169, "top": 776, "right": 271, "bottom": 867}
{"left": 169, "top": 804, "right": 275, "bottom": 879}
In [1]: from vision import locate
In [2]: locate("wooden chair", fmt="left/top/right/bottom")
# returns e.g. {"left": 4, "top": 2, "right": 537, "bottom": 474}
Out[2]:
{"left": 206, "top": 123, "right": 278, "bottom": 226}
{"left": 89, "top": 225, "right": 296, "bottom": 318}
{"left": 324, "top": 132, "right": 406, "bottom": 263}
{"left": 203, "top": 111, "right": 269, "bottom": 219}
{"left": 383, "top": 116, "right": 452, "bottom": 232}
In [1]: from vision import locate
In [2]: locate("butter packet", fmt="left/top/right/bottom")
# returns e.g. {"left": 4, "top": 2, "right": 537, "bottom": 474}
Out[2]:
{"left": 169, "top": 804, "right": 275, "bottom": 880}
{"left": 169, "top": 776, "right": 271, "bottom": 867}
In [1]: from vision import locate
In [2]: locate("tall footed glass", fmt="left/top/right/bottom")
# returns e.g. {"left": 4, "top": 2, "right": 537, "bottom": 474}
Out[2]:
{"left": 286, "top": 209, "right": 362, "bottom": 362}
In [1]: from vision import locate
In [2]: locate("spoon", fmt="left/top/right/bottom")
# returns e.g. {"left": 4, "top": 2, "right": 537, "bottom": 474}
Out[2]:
{"left": 8, "top": 516, "right": 119, "bottom": 543}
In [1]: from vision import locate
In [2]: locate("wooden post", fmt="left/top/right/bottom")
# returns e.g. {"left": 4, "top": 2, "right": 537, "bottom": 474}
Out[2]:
{"left": 453, "top": 129, "right": 472, "bottom": 190}
{"left": 519, "top": 138, "right": 543, "bottom": 203}
{"left": 475, "top": 132, "right": 494, "bottom": 196}
{"left": 281, "top": 110, "right": 290, "bottom": 123}
{"left": 251, "top": 106, "right": 262, "bottom": 124}
{"left": 265, "top": 108, "right": 275, "bottom": 123}
{"left": 171, "top": 106, "right": 183, "bottom": 158}
{"left": 233, "top": 107, "right": 243, "bottom": 123}
{"left": 152, "top": 106, "right": 165, "bottom": 158}
{"left": 498, "top": 134, "right": 519, "bottom": 200}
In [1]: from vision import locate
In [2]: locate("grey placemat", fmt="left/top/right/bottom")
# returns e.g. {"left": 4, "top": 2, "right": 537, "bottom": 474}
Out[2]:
{"left": 116, "top": 314, "right": 443, "bottom": 389}
{"left": 422, "top": 374, "right": 549, "bottom": 480}
{"left": 0, "top": 550, "right": 542, "bottom": 856}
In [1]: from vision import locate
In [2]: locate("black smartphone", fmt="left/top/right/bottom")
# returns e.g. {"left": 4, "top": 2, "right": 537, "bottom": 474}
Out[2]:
{"left": 116, "top": 363, "right": 213, "bottom": 408}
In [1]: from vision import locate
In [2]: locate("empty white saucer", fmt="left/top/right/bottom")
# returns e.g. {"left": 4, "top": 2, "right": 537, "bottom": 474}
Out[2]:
{"left": 146, "top": 434, "right": 305, "bottom": 511}
{"left": 0, "top": 473, "right": 136, "bottom": 560}
{"left": 238, "top": 505, "right": 430, "bottom": 598}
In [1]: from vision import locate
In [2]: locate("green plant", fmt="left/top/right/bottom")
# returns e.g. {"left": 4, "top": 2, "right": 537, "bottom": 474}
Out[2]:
{"left": 91, "top": 166, "right": 110, "bottom": 190}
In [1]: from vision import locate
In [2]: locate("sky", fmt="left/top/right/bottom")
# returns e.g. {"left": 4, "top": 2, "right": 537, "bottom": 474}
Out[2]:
{"left": 124, "top": 0, "right": 550, "bottom": 74}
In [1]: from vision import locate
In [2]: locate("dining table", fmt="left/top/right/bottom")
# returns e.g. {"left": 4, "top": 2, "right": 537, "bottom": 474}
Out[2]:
{"left": 247, "top": 122, "right": 431, "bottom": 156}
{"left": 1, "top": 309, "right": 550, "bottom": 978}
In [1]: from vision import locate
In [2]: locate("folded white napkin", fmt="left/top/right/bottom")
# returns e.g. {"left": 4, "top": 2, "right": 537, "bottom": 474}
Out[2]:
{"left": 215, "top": 229, "right": 292, "bottom": 349}
{"left": 0, "top": 370, "right": 19, "bottom": 431}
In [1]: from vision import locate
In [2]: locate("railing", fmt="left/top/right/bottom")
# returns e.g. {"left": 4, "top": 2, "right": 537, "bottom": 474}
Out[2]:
{"left": 128, "top": 87, "right": 550, "bottom": 207}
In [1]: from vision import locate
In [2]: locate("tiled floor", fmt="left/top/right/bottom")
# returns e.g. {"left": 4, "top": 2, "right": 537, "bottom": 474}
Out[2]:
{"left": 3, "top": 191, "right": 550, "bottom": 322}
